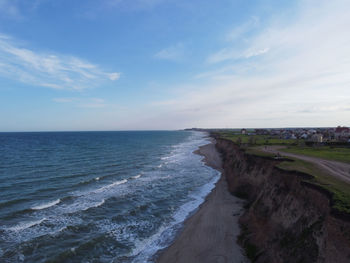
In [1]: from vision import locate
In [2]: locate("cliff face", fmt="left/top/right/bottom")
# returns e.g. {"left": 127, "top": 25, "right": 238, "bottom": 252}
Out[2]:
{"left": 215, "top": 138, "right": 350, "bottom": 263}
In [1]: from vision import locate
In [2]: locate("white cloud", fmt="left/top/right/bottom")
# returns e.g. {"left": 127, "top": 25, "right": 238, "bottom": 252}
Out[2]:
{"left": 207, "top": 45, "right": 269, "bottom": 64}
{"left": 152, "top": 0, "right": 350, "bottom": 128}
{"left": 53, "top": 97, "right": 107, "bottom": 108}
{"left": 226, "top": 16, "right": 259, "bottom": 41}
{"left": 106, "top": 0, "right": 166, "bottom": 9}
{"left": 0, "top": 0, "right": 20, "bottom": 18}
{"left": 108, "top": 72, "right": 121, "bottom": 80}
{"left": 155, "top": 43, "right": 185, "bottom": 61}
{"left": 0, "top": 34, "right": 120, "bottom": 90}
{"left": 245, "top": 47, "right": 269, "bottom": 58}
{"left": 53, "top": 97, "right": 76, "bottom": 103}
{"left": 0, "top": 0, "right": 45, "bottom": 19}
{"left": 207, "top": 16, "right": 265, "bottom": 64}
{"left": 78, "top": 98, "right": 106, "bottom": 108}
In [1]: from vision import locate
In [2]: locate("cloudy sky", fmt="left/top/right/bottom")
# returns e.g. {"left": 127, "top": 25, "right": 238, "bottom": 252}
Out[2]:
{"left": 0, "top": 0, "right": 349, "bottom": 131}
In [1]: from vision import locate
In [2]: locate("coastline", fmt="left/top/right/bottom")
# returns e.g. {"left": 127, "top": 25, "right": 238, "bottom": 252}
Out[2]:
{"left": 156, "top": 138, "right": 247, "bottom": 263}
{"left": 215, "top": 137, "right": 350, "bottom": 262}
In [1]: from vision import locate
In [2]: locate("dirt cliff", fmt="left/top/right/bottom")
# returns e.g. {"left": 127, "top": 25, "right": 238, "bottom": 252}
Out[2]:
{"left": 215, "top": 138, "right": 350, "bottom": 263}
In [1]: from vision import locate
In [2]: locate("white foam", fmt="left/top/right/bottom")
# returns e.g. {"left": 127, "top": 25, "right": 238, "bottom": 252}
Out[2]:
{"left": 130, "top": 224, "right": 169, "bottom": 262}
{"left": 8, "top": 218, "right": 47, "bottom": 231}
{"left": 132, "top": 174, "right": 142, "bottom": 179}
{"left": 31, "top": 199, "right": 61, "bottom": 210}
{"left": 82, "top": 199, "right": 105, "bottom": 211}
{"left": 53, "top": 226, "right": 68, "bottom": 235}
{"left": 131, "top": 170, "right": 220, "bottom": 262}
{"left": 157, "top": 131, "right": 210, "bottom": 167}
{"left": 3, "top": 131, "right": 214, "bottom": 260}
{"left": 94, "top": 179, "right": 128, "bottom": 193}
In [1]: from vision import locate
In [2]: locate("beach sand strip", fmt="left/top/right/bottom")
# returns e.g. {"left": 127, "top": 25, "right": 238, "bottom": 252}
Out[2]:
{"left": 156, "top": 139, "right": 247, "bottom": 263}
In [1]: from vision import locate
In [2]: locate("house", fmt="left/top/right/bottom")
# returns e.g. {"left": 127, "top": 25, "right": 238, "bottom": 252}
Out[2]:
{"left": 307, "top": 129, "right": 317, "bottom": 135}
{"left": 255, "top": 129, "right": 269, "bottom": 135}
{"left": 241, "top": 128, "right": 247, "bottom": 135}
{"left": 300, "top": 133, "right": 308, "bottom": 139}
{"left": 335, "top": 126, "right": 350, "bottom": 140}
{"left": 311, "top": 133, "right": 323, "bottom": 143}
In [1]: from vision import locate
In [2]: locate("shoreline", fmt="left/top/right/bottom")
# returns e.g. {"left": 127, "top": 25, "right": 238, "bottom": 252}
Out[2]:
{"left": 156, "top": 138, "right": 247, "bottom": 263}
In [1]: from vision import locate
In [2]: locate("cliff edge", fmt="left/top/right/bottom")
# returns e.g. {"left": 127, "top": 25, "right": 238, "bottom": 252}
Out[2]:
{"left": 215, "top": 138, "right": 350, "bottom": 263}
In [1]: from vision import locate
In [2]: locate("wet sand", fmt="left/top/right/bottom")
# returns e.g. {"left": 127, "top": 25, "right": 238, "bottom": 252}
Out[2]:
{"left": 156, "top": 139, "right": 247, "bottom": 263}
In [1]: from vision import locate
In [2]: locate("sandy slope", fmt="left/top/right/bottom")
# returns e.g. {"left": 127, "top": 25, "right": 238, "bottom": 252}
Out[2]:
{"left": 156, "top": 140, "right": 247, "bottom": 263}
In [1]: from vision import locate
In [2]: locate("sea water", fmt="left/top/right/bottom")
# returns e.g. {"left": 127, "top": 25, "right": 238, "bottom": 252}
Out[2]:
{"left": 0, "top": 131, "right": 220, "bottom": 262}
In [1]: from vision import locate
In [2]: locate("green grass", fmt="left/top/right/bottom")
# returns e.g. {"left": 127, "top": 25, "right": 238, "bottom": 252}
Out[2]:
{"left": 220, "top": 133, "right": 297, "bottom": 146}
{"left": 276, "top": 158, "right": 323, "bottom": 176}
{"left": 282, "top": 146, "right": 350, "bottom": 164}
{"left": 245, "top": 147, "right": 276, "bottom": 158}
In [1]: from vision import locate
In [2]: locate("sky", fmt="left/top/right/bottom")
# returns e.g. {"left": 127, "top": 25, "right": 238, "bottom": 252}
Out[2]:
{"left": 0, "top": 0, "right": 349, "bottom": 131}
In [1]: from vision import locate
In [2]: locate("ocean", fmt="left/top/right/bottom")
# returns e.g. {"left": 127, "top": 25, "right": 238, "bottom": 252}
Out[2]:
{"left": 0, "top": 131, "right": 220, "bottom": 263}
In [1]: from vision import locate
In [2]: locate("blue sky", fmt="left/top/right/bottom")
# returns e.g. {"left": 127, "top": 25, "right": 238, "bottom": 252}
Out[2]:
{"left": 0, "top": 0, "right": 349, "bottom": 131}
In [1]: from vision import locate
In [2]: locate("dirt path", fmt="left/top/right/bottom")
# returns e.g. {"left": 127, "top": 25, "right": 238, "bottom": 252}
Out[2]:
{"left": 262, "top": 146, "right": 350, "bottom": 184}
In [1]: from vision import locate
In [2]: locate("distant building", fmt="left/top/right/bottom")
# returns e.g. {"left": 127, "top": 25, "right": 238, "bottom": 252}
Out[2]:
{"left": 311, "top": 134, "right": 323, "bottom": 143}
{"left": 255, "top": 129, "right": 269, "bottom": 135}
{"left": 335, "top": 126, "right": 350, "bottom": 140}
{"left": 300, "top": 133, "right": 308, "bottom": 139}
{"left": 308, "top": 129, "right": 317, "bottom": 135}
{"left": 241, "top": 128, "right": 247, "bottom": 135}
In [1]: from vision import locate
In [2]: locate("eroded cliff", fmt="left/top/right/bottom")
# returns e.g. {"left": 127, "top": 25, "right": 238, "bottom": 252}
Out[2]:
{"left": 215, "top": 138, "right": 350, "bottom": 263}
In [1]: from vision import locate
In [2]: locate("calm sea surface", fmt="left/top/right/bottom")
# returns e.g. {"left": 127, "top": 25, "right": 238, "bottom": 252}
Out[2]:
{"left": 0, "top": 131, "right": 219, "bottom": 263}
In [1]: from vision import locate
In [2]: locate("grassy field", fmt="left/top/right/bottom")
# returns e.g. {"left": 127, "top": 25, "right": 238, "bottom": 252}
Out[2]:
{"left": 220, "top": 133, "right": 297, "bottom": 146}
{"left": 245, "top": 147, "right": 276, "bottom": 158}
{"left": 282, "top": 146, "right": 350, "bottom": 164}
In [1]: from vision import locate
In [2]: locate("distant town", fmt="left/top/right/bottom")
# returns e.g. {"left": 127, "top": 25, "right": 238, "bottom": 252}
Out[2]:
{"left": 186, "top": 126, "right": 350, "bottom": 144}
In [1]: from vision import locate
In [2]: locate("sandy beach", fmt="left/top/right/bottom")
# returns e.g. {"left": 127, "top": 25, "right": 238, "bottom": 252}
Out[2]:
{"left": 156, "top": 139, "right": 247, "bottom": 263}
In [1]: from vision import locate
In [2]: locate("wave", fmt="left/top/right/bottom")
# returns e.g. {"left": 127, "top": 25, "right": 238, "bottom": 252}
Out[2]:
{"left": 82, "top": 199, "right": 105, "bottom": 211}
{"left": 93, "top": 179, "right": 128, "bottom": 193}
{"left": 131, "top": 170, "right": 220, "bottom": 262}
{"left": 1, "top": 131, "right": 212, "bottom": 261}
{"left": 31, "top": 199, "right": 61, "bottom": 210}
{"left": 77, "top": 173, "right": 122, "bottom": 187}
{"left": 77, "top": 176, "right": 104, "bottom": 187}
{"left": 7, "top": 218, "right": 47, "bottom": 231}
{"left": 132, "top": 174, "right": 142, "bottom": 179}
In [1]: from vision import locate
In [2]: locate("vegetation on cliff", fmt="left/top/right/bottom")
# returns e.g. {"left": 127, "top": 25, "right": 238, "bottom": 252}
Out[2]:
{"left": 215, "top": 131, "right": 350, "bottom": 215}
{"left": 282, "top": 146, "right": 350, "bottom": 164}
